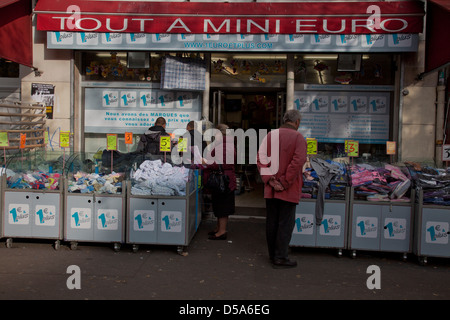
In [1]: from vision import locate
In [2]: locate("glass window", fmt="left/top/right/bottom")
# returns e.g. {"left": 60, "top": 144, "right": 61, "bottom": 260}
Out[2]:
{"left": 211, "top": 53, "right": 286, "bottom": 85}
{"left": 81, "top": 52, "right": 205, "bottom": 82}
{"left": 294, "top": 54, "right": 395, "bottom": 85}
{"left": 0, "top": 58, "right": 19, "bottom": 78}
{"left": 294, "top": 53, "right": 395, "bottom": 163}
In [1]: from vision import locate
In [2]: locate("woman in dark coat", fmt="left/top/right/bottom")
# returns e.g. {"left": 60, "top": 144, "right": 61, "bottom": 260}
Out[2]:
{"left": 203, "top": 124, "right": 236, "bottom": 240}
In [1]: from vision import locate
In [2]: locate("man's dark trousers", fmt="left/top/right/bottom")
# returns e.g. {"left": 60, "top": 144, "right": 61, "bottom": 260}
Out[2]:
{"left": 265, "top": 198, "right": 296, "bottom": 260}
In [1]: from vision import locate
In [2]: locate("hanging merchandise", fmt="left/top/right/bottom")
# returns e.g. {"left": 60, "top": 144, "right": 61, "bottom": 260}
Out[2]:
{"left": 313, "top": 61, "right": 329, "bottom": 84}
{"left": 160, "top": 55, "right": 206, "bottom": 91}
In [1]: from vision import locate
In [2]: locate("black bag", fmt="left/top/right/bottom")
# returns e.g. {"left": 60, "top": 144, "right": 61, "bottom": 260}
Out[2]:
{"left": 205, "top": 165, "right": 230, "bottom": 193}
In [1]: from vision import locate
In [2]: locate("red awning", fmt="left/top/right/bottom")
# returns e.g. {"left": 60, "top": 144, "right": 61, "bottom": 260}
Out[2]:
{"left": 34, "top": 0, "right": 424, "bottom": 35}
{"left": 0, "top": 0, "right": 33, "bottom": 67}
{"left": 425, "top": 0, "right": 450, "bottom": 73}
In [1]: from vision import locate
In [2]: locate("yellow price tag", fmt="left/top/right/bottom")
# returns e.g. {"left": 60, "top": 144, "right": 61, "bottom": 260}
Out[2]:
{"left": 44, "top": 130, "right": 49, "bottom": 146}
{"left": 177, "top": 137, "right": 187, "bottom": 152}
{"left": 0, "top": 132, "right": 9, "bottom": 147}
{"left": 306, "top": 138, "right": 317, "bottom": 155}
{"left": 60, "top": 131, "right": 70, "bottom": 148}
{"left": 160, "top": 136, "right": 171, "bottom": 152}
{"left": 347, "top": 140, "right": 359, "bottom": 157}
{"left": 107, "top": 134, "right": 118, "bottom": 151}
{"left": 386, "top": 141, "right": 396, "bottom": 155}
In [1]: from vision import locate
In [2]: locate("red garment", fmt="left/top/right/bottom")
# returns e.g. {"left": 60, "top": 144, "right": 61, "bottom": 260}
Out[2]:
{"left": 257, "top": 124, "right": 307, "bottom": 204}
{"left": 203, "top": 136, "right": 237, "bottom": 191}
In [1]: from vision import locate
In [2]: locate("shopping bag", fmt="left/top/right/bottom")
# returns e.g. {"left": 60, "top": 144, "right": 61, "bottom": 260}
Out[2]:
{"left": 205, "top": 165, "right": 230, "bottom": 193}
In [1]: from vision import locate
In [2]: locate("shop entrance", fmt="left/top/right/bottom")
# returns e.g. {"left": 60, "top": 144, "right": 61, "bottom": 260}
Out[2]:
{"left": 210, "top": 89, "right": 286, "bottom": 216}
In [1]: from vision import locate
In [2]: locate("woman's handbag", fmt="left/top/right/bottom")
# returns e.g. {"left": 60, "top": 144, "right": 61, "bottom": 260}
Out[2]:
{"left": 205, "top": 165, "right": 230, "bottom": 193}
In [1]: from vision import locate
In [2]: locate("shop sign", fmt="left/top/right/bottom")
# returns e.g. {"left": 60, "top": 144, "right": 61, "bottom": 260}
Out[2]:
{"left": 35, "top": 1, "right": 424, "bottom": 35}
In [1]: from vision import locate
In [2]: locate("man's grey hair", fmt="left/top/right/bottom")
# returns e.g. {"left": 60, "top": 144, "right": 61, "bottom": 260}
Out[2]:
{"left": 283, "top": 109, "right": 302, "bottom": 124}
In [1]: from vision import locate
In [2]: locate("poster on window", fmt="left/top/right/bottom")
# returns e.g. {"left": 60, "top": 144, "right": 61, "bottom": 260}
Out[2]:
{"left": 84, "top": 87, "right": 201, "bottom": 133}
{"left": 31, "top": 83, "right": 54, "bottom": 119}
{"left": 296, "top": 91, "right": 390, "bottom": 144}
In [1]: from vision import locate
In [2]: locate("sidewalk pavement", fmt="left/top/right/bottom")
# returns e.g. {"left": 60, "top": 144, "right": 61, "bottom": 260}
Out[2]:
{"left": 0, "top": 215, "right": 449, "bottom": 301}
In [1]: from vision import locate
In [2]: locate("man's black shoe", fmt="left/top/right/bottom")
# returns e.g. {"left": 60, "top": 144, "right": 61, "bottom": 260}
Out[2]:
{"left": 272, "top": 258, "right": 297, "bottom": 269}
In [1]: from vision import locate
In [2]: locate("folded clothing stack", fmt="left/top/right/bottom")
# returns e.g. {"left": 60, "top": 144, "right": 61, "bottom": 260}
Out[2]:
{"left": 131, "top": 160, "right": 190, "bottom": 196}
{"left": 68, "top": 171, "right": 124, "bottom": 194}
{"left": 350, "top": 163, "right": 411, "bottom": 202}
{"left": 5, "top": 170, "right": 61, "bottom": 190}
{"left": 405, "top": 162, "right": 450, "bottom": 205}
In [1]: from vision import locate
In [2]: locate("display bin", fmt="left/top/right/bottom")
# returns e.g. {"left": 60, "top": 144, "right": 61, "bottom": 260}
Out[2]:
{"left": 290, "top": 187, "right": 350, "bottom": 256}
{"left": 348, "top": 187, "right": 415, "bottom": 260}
{"left": 413, "top": 189, "right": 450, "bottom": 265}
{"left": 126, "top": 166, "right": 200, "bottom": 254}
{"left": 63, "top": 152, "right": 126, "bottom": 251}
{"left": 1, "top": 150, "right": 65, "bottom": 249}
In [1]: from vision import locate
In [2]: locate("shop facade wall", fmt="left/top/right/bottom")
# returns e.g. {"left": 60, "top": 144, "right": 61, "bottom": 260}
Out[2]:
{"left": 21, "top": 22, "right": 73, "bottom": 152}
{"left": 400, "top": 40, "right": 438, "bottom": 163}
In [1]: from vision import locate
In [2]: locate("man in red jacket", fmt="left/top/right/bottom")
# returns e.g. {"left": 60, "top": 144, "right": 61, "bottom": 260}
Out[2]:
{"left": 257, "top": 109, "right": 307, "bottom": 268}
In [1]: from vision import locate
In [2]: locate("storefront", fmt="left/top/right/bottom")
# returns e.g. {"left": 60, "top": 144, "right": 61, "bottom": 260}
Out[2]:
{"left": 33, "top": 0, "right": 425, "bottom": 209}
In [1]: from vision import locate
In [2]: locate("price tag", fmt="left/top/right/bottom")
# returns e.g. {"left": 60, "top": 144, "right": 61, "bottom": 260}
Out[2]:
{"left": 107, "top": 134, "right": 118, "bottom": 151}
{"left": 386, "top": 141, "right": 396, "bottom": 155}
{"left": 306, "top": 138, "right": 317, "bottom": 155}
{"left": 44, "top": 130, "right": 49, "bottom": 146}
{"left": 443, "top": 144, "right": 450, "bottom": 161}
{"left": 346, "top": 140, "right": 359, "bottom": 157}
{"left": 60, "top": 131, "right": 70, "bottom": 148}
{"left": 125, "top": 132, "right": 133, "bottom": 145}
{"left": 19, "top": 133, "right": 26, "bottom": 149}
{"left": 0, "top": 132, "right": 9, "bottom": 147}
{"left": 160, "top": 136, "right": 171, "bottom": 152}
{"left": 177, "top": 137, "right": 187, "bottom": 152}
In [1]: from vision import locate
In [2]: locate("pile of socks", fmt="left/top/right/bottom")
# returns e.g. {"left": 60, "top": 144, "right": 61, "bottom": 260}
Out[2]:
{"left": 405, "top": 161, "right": 450, "bottom": 205}
{"left": 350, "top": 163, "right": 411, "bottom": 202}
{"left": 68, "top": 171, "right": 124, "bottom": 194}
{"left": 131, "top": 160, "right": 189, "bottom": 196}
{"left": 5, "top": 170, "right": 61, "bottom": 190}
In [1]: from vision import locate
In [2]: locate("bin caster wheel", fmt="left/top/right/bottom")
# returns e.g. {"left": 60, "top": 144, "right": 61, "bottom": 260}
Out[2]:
{"left": 70, "top": 242, "right": 78, "bottom": 250}
{"left": 54, "top": 240, "right": 61, "bottom": 251}
{"left": 132, "top": 244, "right": 139, "bottom": 253}
{"left": 351, "top": 250, "right": 356, "bottom": 259}
{"left": 5, "top": 238, "right": 12, "bottom": 249}
{"left": 113, "top": 243, "right": 121, "bottom": 252}
{"left": 337, "top": 249, "right": 343, "bottom": 257}
{"left": 177, "top": 246, "right": 188, "bottom": 256}
{"left": 402, "top": 253, "right": 408, "bottom": 261}
{"left": 419, "top": 256, "right": 427, "bottom": 266}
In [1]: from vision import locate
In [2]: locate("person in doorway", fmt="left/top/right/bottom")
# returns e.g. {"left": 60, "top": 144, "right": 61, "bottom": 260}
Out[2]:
{"left": 257, "top": 109, "right": 307, "bottom": 268}
{"left": 186, "top": 120, "right": 207, "bottom": 165}
{"left": 203, "top": 123, "right": 236, "bottom": 240}
{"left": 136, "top": 117, "right": 171, "bottom": 156}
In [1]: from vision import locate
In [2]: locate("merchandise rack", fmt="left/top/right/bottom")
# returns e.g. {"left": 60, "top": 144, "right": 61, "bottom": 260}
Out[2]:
{"left": 126, "top": 169, "right": 200, "bottom": 255}
{"left": 290, "top": 187, "right": 350, "bottom": 257}
{"left": 1, "top": 150, "right": 65, "bottom": 250}
{"left": 413, "top": 189, "right": 450, "bottom": 265}
{"left": 348, "top": 187, "right": 415, "bottom": 260}
{"left": 63, "top": 152, "right": 126, "bottom": 251}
